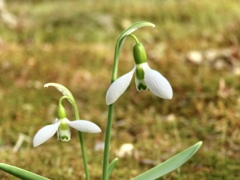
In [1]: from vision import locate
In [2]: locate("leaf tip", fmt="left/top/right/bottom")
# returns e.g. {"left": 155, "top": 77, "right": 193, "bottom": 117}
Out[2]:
{"left": 197, "top": 141, "right": 203, "bottom": 147}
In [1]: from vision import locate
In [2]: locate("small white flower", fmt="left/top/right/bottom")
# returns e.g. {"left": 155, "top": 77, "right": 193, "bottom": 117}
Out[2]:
{"left": 106, "top": 42, "right": 173, "bottom": 105}
{"left": 106, "top": 62, "right": 173, "bottom": 105}
{"left": 33, "top": 118, "right": 101, "bottom": 147}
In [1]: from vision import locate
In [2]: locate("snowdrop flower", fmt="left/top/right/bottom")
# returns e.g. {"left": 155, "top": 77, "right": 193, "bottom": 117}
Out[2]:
{"left": 106, "top": 42, "right": 173, "bottom": 105}
{"left": 33, "top": 105, "right": 101, "bottom": 147}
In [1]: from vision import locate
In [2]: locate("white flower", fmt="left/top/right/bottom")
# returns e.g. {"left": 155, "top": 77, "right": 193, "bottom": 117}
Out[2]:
{"left": 33, "top": 118, "right": 101, "bottom": 147}
{"left": 106, "top": 62, "right": 173, "bottom": 105}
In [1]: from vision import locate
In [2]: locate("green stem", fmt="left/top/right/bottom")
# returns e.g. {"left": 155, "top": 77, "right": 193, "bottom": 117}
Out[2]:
{"left": 60, "top": 96, "right": 90, "bottom": 180}
{"left": 128, "top": 34, "right": 139, "bottom": 43}
{"left": 45, "top": 83, "right": 91, "bottom": 179}
{"left": 78, "top": 132, "right": 90, "bottom": 180}
{"left": 102, "top": 32, "right": 139, "bottom": 180}
{"left": 72, "top": 101, "right": 90, "bottom": 180}
{"left": 102, "top": 104, "right": 114, "bottom": 180}
{"left": 111, "top": 34, "right": 139, "bottom": 82}
{"left": 102, "top": 32, "right": 123, "bottom": 180}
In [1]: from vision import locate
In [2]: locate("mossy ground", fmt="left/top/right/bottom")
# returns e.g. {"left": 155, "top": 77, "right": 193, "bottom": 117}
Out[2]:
{"left": 0, "top": 0, "right": 240, "bottom": 179}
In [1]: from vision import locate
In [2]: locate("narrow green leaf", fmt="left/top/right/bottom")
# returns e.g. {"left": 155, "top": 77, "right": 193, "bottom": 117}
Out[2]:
{"left": 0, "top": 163, "right": 50, "bottom": 180}
{"left": 112, "top": 21, "right": 155, "bottom": 81}
{"left": 44, "top": 83, "right": 75, "bottom": 104}
{"left": 107, "top": 158, "right": 118, "bottom": 179}
{"left": 133, "top": 141, "right": 203, "bottom": 180}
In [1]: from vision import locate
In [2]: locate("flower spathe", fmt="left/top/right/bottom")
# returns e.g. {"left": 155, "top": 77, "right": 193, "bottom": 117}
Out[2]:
{"left": 106, "top": 42, "right": 173, "bottom": 105}
{"left": 33, "top": 118, "right": 101, "bottom": 147}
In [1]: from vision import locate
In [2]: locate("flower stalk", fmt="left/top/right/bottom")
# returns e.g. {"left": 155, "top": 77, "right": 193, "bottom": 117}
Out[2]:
{"left": 102, "top": 22, "right": 156, "bottom": 180}
{"left": 71, "top": 97, "right": 91, "bottom": 180}
{"left": 36, "top": 84, "right": 102, "bottom": 180}
{"left": 59, "top": 95, "right": 91, "bottom": 180}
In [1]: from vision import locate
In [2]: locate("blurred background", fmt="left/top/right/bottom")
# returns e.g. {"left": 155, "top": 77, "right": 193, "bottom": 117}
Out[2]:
{"left": 0, "top": 0, "right": 240, "bottom": 179}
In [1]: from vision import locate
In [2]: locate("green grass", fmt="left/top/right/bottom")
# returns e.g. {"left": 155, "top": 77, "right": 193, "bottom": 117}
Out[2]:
{"left": 0, "top": 0, "right": 240, "bottom": 179}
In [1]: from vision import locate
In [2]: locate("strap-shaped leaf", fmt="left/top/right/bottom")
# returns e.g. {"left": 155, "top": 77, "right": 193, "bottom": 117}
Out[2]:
{"left": 0, "top": 163, "right": 50, "bottom": 180}
{"left": 107, "top": 158, "right": 118, "bottom": 179}
{"left": 133, "top": 141, "right": 202, "bottom": 180}
{"left": 112, "top": 21, "right": 155, "bottom": 81}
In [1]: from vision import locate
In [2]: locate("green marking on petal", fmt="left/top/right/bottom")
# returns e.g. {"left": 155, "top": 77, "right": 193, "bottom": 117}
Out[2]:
{"left": 57, "top": 119, "right": 71, "bottom": 141}
{"left": 138, "top": 83, "right": 148, "bottom": 91}
{"left": 61, "top": 136, "right": 69, "bottom": 141}
{"left": 136, "top": 65, "right": 145, "bottom": 80}
{"left": 57, "top": 126, "right": 71, "bottom": 141}
{"left": 59, "top": 120, "right": 68, "bottom": 130}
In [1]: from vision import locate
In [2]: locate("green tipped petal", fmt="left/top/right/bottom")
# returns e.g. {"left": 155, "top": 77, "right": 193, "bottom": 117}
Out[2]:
{"left": 58, "top": 118, "right": 71, "bottom": 141}
{"left": 136, "top": 65, "right": 145, "bottom": 80}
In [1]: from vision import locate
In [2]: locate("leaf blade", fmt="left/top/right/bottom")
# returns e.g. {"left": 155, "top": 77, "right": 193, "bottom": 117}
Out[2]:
{"left": 133, "top": 141, "right": 203, "bottom": 180}
{"left": 107, "top": 158, "right": 118, "bottom": 179}
{"left": 0, "top": 163, "right": 50, "bottom": 180}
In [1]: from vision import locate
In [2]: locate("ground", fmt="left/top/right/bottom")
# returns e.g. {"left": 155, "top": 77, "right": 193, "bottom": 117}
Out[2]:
{"left": 0, "top": 0, "right": 240, "bottom": 179}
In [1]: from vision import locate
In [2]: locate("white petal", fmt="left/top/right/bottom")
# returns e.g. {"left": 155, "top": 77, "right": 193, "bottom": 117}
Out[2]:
{"left": 68, "top": 120, "right": 101, "bottom": 133}
{"left": 33, "top": 121, "right": 60, "bottom": 147}
{"left": 145, "top": 68, "right": 173, "bottom": 99}
{"left": 106, "top": 67, "right": 136, "bottom": 105}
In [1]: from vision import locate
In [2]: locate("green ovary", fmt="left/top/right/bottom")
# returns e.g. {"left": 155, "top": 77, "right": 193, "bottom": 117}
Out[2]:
{"left": 133, "top": 43, "right": 147, "bottom": 65}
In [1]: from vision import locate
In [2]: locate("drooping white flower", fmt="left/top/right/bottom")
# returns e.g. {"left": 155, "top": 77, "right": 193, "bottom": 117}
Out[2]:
{"left": 33, "top": 105, "right": 101, "bottom": 147}
{"left": 33, "top": 118, "right": 101, "bottom": 147}
{"left": 106, "top": 42, "right": 173, "bottom": 105}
